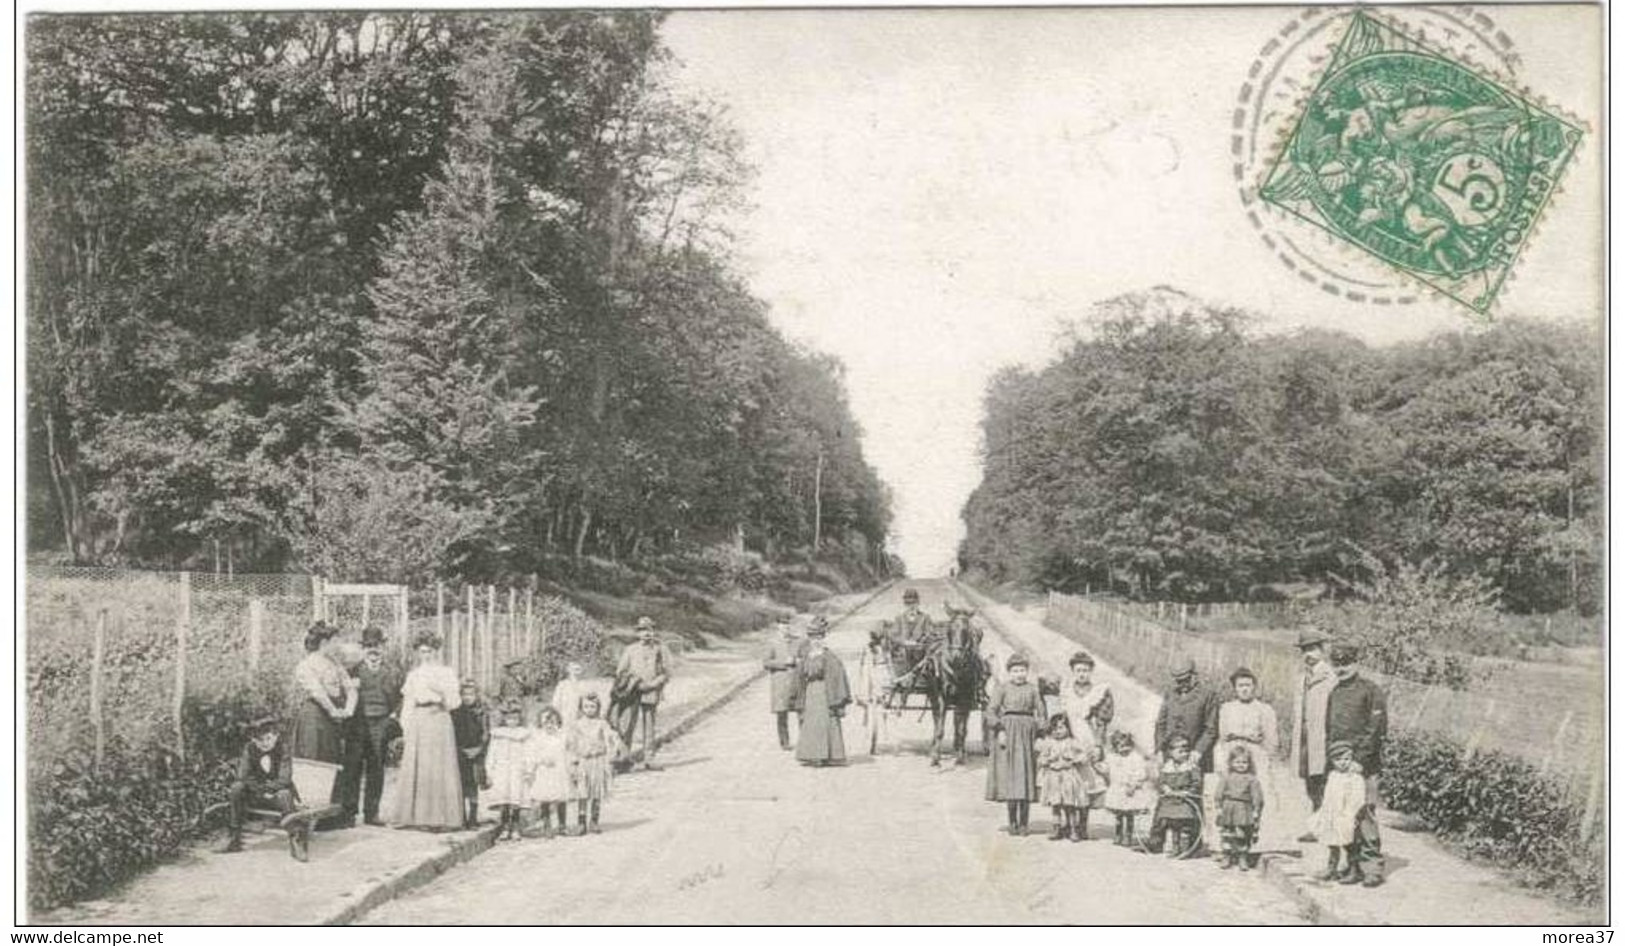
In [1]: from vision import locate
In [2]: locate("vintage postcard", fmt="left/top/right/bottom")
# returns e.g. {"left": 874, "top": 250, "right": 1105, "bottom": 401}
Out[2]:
{"left": 18, "top": 3, "right": 1605, "bottom": 929}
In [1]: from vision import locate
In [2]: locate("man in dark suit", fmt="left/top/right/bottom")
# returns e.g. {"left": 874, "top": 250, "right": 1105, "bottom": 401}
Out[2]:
{"left": 340, "top": 626, "right": 403, "bottom": 827}
{"left": 1325, "top": 642, "right": 1388, "bottom": 886}
{"left": 1153, "top": 656, "right": 1223, "bottom": 849}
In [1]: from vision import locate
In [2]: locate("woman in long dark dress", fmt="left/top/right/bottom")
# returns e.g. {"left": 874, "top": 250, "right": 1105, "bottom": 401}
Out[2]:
{"left": 986, "top": 652, "right": 1043, "bottom": 834}
{"left": 289, "top": 622, "right": 355, "bottom": 763}
{"left": 792, "top": 617, "right": 852, "bottom": 766}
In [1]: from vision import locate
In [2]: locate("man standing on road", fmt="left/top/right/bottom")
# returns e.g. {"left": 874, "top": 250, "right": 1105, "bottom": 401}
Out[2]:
{"left": 615, "top": 616, "right": 673, "bottom": 770}
{"left": 341, "top": 626, "right": 402, "bottom": 827}
{"left": 1153, "top": 657, "right": 1222, "bottom": 849}
{"left": 763, "top": 614, "right": 801, "bottom": 750}
{"left": 1292, "top": 625, "right": 1336, "bottom": 841}
{"left": 1325, "top": 643, "right": 1387, "bottom": 887}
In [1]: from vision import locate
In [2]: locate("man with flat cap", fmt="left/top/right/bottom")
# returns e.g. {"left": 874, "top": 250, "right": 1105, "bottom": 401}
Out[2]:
{"left": 1153, "top": 656, "right": 1223, "bottom": 848}
{"left": 1325, "top": 642, "right": 1387, "bottom": 886}
{"left": 763, "top": 613, "right": 802, "bottom": 750}
{"left": 1292, "top": 624, "right": 1337, "bottom": 839}
{"left": 1153, "top": 657, "right": 1222, "bottom": 771}
{"left": 614, "top": 616, "right": 673, "bottom": 770}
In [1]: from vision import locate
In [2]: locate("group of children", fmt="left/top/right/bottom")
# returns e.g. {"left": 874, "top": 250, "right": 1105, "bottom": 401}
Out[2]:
{"left": 1024, "top": 710, "right": 1267, "bottom": 869}
{"left": 477, "top": 688, "right": 627, "bottom": 840}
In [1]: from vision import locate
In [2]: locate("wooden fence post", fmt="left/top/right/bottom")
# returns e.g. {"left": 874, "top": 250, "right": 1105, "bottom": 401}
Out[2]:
{"left": 91, "top": 609, "right": 107, "bottom": 768}
{"left": 466, "top": 585, "right": 476, "bottom": 685}
{"left": 312, "top": 574, "right": 323, "bottom": 622}
{"left": 361, "top": 593, "right": 371, "bottom": 631}
{"left": 525, "top": 587, "right": 535, "bottom": 657}
{"left": 248, "top": 599, "right": 264, "bottom": 677}
{"left": 1580, "top": 766, "right": 1604, "bottom": 843}
{"left": 446, "top": 610, "right": 458, "bottom": 676}
{"left": 485, "top": 585, "right": 496, "bottom": 692}
{"left": 174, "top": 571, "right": 191, "bottom": 759}
{"left": 398, "top": 587, "right": 410, "bottom": 658}
{"left": 1542, "top": 710, "right": 1575, "bottom": 776}
{"left": 436, "top": 582, "right": 445, "bottom": 646}
{"left": 508, "top": 586, "right": 518, "bottom": 666}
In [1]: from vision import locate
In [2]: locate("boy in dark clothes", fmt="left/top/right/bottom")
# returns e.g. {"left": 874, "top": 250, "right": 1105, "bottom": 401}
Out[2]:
{"left": 451, "top": 679, "right": 491, "bottom": 828}
{"left": 1147, "top": 735, "right": 1203, "bottom": 857}
{"left": 223, "top": 716, "right": 308, "bottom": 860}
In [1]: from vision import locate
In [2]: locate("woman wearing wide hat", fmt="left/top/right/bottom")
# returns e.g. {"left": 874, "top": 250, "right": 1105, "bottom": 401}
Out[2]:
{"left": 791, "top": 617, "right": 852, "bottom": 766}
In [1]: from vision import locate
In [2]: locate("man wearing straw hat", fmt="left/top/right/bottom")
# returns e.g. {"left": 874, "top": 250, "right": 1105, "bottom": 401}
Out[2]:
{"left": 615, "top": 616, "right": 673, "bottom": 770}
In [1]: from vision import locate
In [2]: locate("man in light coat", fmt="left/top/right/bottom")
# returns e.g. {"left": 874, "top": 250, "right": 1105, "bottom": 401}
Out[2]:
{"left": 1291, "top": 625, "right": 1336, "bottom": 841}
{"left": 763, "top": 614, "right": 801, "bottom": 749}
{"left": 615, "top": 616, "right": 673, "bottom": 770}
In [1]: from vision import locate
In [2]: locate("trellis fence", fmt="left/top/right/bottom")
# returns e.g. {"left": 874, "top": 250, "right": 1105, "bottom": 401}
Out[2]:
{"left": 25, "top": 566, "right": 553, "bottom": 776}
{"left": 1045, "top": 592, "right": 1605, "bottom": 820}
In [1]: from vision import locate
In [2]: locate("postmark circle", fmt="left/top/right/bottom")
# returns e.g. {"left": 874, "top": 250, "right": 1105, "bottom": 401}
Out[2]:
{"left": 1233, "top": 7, "right": 1523, "bottom": 307}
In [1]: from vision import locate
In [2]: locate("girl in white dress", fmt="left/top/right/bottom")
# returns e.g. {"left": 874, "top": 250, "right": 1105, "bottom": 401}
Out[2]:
{"left": 525, "top": 707, "right": 572, "bottom": 838}
{"left": 1310, "top": 742, "right": 1366, "bottom": 882}
{"left": 1102, "top": 730, "right": 1154, "bottom": 845}
{"left": 484, "top": 703, "right": 534, "bottom": 841}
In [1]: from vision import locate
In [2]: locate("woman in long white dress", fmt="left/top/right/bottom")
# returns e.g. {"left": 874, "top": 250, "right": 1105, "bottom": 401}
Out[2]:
{"left": 390, "top": 632, "right": 465, "bottom": 830}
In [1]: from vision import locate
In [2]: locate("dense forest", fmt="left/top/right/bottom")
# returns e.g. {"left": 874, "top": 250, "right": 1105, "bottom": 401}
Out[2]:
{"left": 960, "top": 288, "right": 1602, "bottom": 615}
{"left": 26, "top": 12, "right": 894, "bottom": 586}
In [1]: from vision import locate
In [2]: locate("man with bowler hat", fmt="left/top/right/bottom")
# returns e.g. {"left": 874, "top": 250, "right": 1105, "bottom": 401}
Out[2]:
{"left": 1292, "top": 624, "right": 1337, "bottom": 839}
{"left": 341, "top": 626, "right": 402, "bottom": 826}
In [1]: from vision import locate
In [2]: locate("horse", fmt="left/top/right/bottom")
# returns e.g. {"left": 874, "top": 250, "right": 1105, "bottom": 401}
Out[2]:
{"left": 900, "top": 605, "right": 990, "bottom": 767}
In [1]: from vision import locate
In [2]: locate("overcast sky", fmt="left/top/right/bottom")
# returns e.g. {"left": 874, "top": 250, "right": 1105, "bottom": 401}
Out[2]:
{"left": 662, "top": 7, "right": 1602, "bottom": 576}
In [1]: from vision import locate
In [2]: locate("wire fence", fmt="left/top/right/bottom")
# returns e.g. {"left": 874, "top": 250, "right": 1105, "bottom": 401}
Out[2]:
{"left": 25, "top": 566, "right": 573, "bottom": 779}
{"left": 1044, "top": 592, "right": 1605, "bottom": 813}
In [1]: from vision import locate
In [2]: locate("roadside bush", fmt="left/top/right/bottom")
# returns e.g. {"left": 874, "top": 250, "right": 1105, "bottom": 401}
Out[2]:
{"left": 1382, "top": 729, "right": 1602, "bottom": 904}
{"left": 27, "top": 690, "right": 271, "bottom": 912}
{"left": 513, "top": 594, "right": 607, "bottom": 690}
{"left": 1312, "top": 547, "right": 1502, "bottom": 690}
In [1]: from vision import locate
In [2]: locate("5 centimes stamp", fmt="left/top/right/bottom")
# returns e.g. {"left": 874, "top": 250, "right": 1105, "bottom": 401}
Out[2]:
{"left": 1257, "top": 11, "right": 1583, "bottom": 314}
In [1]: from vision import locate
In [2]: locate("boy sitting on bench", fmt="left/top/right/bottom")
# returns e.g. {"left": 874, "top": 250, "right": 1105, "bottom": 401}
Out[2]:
{"left": 223, "top": 715, "right": 307, "bottom": 859}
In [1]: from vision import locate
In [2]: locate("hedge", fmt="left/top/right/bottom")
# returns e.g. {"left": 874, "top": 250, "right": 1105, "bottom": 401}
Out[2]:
{"left": 28, "top": 692, "right": 258, "bottom": 911}
{"left": 1382, "top": 729, "right": 1603, "bottom": 904}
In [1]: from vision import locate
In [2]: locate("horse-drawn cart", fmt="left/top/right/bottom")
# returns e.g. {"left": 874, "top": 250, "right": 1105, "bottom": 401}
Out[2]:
{"left": 875, "top": 605, "right": 992, "bottom": 765}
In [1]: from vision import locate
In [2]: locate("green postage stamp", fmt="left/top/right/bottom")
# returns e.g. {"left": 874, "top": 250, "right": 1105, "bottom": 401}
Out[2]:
{"left": 1259, "top": 12, "right": 1583, "bottom": 314}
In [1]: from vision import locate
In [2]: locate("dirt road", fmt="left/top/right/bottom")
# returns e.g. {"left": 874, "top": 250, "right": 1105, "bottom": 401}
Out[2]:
{"left": 362, "top": 581, "right": 1308, "bottom": 924}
